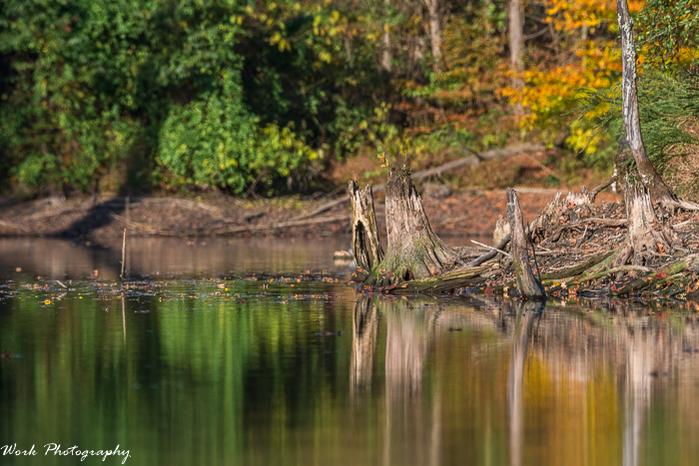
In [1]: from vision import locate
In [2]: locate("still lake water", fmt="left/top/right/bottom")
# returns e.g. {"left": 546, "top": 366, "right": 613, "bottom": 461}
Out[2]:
{"left": 1, "top": 238, "right": 699, "bottom": 466}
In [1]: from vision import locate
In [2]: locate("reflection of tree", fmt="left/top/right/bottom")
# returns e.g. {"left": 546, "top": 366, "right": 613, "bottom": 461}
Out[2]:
{"left": 623, "top": 319, "right": 653, "bottom": 466}
{"left": 521, "top": 303, "right": 699, "bottom": 466}
{"left": 10, "top": 284, "right": 699, "bottom": 466}
{"left": 618, "top": 311, "right": 677, "bottom": 466}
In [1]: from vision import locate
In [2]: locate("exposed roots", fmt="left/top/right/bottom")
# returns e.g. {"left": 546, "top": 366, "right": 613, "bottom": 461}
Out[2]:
{"left": 622, "top": 182, "right": 673, "bottom": 265}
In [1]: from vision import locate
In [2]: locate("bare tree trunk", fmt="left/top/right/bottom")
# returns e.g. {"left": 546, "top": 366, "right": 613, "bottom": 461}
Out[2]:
{"left": 614, "top": 135, "right": 673, "bottom": 265}
{"left": 616, "top": 0, "right": 674, "bottom": 204}
{"left": 348, "top": 181, "right": 384, "bottom": 273}
{"left": 381, "top": 0, "right": 392, "bottom": 72}
{"left": 508, "top": 0, "right": 524, "bottom": 117}
{"left": 423, "top": 0, "right": 442, "bottom": 72}
{"left": 507, "top": 189, "right": 545, "bottom": 298}
{"left": 623, "top": 179, "right": 672, "bottom": 265}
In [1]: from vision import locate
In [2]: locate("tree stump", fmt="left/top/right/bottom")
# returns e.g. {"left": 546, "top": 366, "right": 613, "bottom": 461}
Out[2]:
{"left": 507, "top": 188, "right": 545, "bottom": 299}
{"left": 348, "top": 181, "right": 384, "bottom": 273}
{"left": 375, "top": 167, "right": 456, "bottom": 284}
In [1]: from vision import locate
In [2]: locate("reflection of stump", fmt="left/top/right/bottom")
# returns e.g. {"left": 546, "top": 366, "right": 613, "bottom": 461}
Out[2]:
{"left": 350, "top": 297, "right": 379, "bottom": 395}
{"left": 377, "top": 298, "right": 438, "bottom": 397}
{"left": 622, "top": 319, "right": 655, "bottom": 466}
{"left": 508, "top": 302, "right": 542, "bottom": 466}
{"left": 380, "top": 299, "right": 439, "bottom": 466}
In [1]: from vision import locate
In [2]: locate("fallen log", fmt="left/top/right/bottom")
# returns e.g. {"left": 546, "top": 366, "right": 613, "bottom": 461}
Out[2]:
{"left": 0, "top": 219, "right": 31, "bottom": 234}
{"left": 541, "top": 251, "right": 613, "bottom": 281}
{"left": 616, "top": 254, "right": 699, "bottom": 296}
{"left": 111, "top": 212, "right": 348, "bottom": 236}
{"left": 468, "top": 234, "right": 511, "bottom": 266}
{"left": 392, "top": 264, "right": 495, "bottom": 294}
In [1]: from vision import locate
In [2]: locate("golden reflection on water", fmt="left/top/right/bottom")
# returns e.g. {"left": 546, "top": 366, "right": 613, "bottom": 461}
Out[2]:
{"left": 348, "top": 298, "right": 699, "bottom": 466}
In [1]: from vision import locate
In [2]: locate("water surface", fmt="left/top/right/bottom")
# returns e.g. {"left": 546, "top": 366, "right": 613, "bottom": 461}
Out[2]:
{"left": 1, "top": 239, "right": 698, "bottom": 466}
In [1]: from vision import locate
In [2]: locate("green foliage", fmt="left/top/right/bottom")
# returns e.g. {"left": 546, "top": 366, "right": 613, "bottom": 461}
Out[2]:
{"left": 0, "top": 0, "right": 159, "bottom": 191}
{"left": 157, "top": 88, "right": 320, "bottom": 194}
{"left": 0, "top": 0, "right": 382, "bottom": 194}
{"left": 577, "top": 69, "right": 699, "bottom": 171}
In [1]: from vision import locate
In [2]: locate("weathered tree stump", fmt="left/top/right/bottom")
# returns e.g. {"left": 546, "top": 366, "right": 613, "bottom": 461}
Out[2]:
{"left": 507, "top": 189, "right": 545, "bottom": 299}
{"left": 374, "top": 167, "right": 456, "bottom": 285}
{"left": 348, "top": 181, "right": 383, "bottom": 273}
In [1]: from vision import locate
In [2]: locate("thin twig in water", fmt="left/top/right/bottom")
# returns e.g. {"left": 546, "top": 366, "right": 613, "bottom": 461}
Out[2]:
{"left": 120, "top": 228, "right": 127, "bottom": 279}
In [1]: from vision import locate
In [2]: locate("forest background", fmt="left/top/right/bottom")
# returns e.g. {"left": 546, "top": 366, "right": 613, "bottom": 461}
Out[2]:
{"left": 1, "top": 0, "right": 697, "bottom": 200}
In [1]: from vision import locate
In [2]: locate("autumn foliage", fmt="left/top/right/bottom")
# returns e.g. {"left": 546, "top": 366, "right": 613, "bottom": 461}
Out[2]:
{"left": 0, "top": 0, "right": 697, "bottom": 195}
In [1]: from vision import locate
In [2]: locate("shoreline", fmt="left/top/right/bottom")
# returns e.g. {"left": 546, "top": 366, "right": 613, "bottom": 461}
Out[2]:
{"left": 0, "top": 188, "right": 618, "bottom": 241}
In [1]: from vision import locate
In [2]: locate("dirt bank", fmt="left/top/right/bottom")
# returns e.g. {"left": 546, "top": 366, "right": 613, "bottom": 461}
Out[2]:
{"left": 0, "top": 186, "right": 620, "bottom": 243}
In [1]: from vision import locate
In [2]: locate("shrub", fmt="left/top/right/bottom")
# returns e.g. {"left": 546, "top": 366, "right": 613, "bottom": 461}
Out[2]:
{"left": 157, "top": 90, "right": 320, "bottom": 194}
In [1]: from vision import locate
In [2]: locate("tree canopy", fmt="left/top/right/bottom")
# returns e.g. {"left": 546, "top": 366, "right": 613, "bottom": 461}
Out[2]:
{"left": 0, "top": 0, "right": 696, "bottom": 195}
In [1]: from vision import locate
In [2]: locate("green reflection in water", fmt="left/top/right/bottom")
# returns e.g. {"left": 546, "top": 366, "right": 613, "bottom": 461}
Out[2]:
{"left": 1, "top": 282, "right": 699, "bottom": 466}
